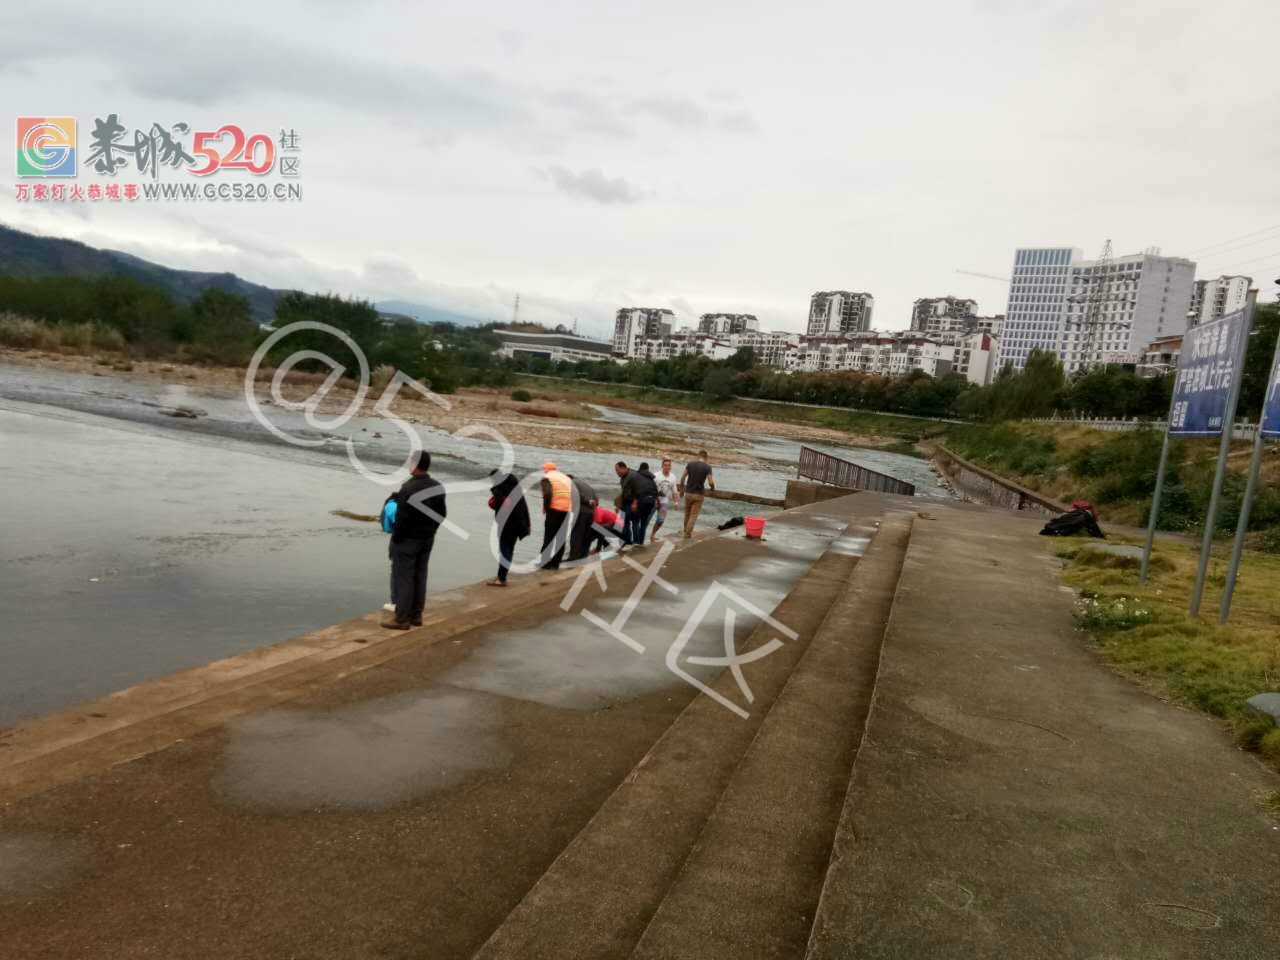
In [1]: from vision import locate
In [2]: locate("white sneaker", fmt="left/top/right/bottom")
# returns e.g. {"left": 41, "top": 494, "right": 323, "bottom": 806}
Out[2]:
{"left": 382, "top": 602, "right": 396, "bottom": 613}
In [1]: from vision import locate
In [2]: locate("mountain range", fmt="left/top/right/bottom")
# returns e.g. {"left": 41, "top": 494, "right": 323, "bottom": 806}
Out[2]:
{"left": 0, "top": 224, "right": 490, "bottom": 327}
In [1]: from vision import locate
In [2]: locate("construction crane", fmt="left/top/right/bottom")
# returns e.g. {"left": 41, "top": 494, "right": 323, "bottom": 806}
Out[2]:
{"left": 955, "top": 269, "right": 1011, "bottom": 283}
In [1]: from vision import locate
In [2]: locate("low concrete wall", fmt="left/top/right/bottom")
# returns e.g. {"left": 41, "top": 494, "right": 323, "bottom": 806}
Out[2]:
{"left": 707, "top": 488, "right": 786, "bottom": 508}
{"left": 784, "top": 480, "right": 862, "bottom": 510}
{"left": 930, "top": 446, "right": 1068, "bottom": 518}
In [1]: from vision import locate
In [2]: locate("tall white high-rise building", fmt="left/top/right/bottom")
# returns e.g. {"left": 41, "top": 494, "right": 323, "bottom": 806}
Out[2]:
{"left": 1189, "top": 275, "right": 1252, "bottom": 325}
{"left": 998, "top": 247, "right": 1195, "bottom": 374}
{"left": 807, "top": 291, "right": 874, "bottom": 336}
{"left": 612, "top": 308, "right": 674, "bottom": 356}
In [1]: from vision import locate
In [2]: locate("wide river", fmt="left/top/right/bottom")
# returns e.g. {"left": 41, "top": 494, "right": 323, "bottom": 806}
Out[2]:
{"left": 0, "top": 364, "right": 947, "bottom": 726}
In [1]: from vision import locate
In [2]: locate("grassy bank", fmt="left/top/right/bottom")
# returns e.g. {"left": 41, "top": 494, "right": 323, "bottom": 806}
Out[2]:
{"left": 1058, "top": 538, "right": 1280, "bottom": 776}
{"left": 513, "top": 373, "right": 950, "bottom": 442}
{"left": 944, "top": 421, "right": 1280, "bottom": 546}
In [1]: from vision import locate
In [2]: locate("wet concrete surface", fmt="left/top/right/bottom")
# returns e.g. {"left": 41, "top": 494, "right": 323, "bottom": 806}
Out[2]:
{"left": 0, "top": 832, "right": 91, "bottom": 898}
{"left": 215, "top": 688, "right": 512, "bottom": 811}
{"left": 0, "top": 498, "right": 885, "bottom": 960}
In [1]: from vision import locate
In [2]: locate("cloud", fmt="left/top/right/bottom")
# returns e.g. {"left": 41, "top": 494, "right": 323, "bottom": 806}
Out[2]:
{"left": 625, "top": 96, "right": 708, "bottom": 129}
{"left": 540, "top": 166, "right": 641, "bottom": 205}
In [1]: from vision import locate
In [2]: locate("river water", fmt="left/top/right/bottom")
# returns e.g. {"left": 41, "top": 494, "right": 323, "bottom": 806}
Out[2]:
{"left": 0, "top": 364, "right": 946, "bottom": 726}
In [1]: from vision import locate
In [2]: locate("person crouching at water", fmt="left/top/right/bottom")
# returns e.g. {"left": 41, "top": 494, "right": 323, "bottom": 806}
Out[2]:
{"left": 486, "top": 470, "right": 531, "bottom": 586}
{"left": 385, "top": 450, "right": 446, "bottom": 630}
{"left": 539, "top": 462, "right": 574, "bottom": 569}
{"left": 567, "top": 473, "right": 598, "bottom": 562}
{"left": 593, "top": 503, "right": 624, "bottom": 551}
{"left": 651, "top": 457, "right": 680, "bottom": 544}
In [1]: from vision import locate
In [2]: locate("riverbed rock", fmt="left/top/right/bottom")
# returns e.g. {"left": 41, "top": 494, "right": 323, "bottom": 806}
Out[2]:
{"left": 1245, "top": 693, "right": 1280, "bottom": 726}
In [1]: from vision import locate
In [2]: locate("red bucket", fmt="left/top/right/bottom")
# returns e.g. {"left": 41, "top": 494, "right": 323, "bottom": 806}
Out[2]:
{"left": 743, "top": 516, "right": 766, "bottom": 539}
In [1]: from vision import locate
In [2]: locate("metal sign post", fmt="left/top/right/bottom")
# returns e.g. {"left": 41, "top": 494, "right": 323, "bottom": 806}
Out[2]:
{"left": 1218, "top": 324, "right": 1280, "bottom": 623}
{"left": 1187, "top": 302, "right": 1254, "bottom": 616}
{"left": 1139, "top": 429, "right": 1173, "bottom": 583}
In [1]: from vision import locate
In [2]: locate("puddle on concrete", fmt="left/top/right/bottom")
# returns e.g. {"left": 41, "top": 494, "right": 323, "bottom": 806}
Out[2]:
{"left": 215, "top": 688, "right": 511, "bottom": 811}
{"left": 444, "top": 520, "right": 874, "bottom": 711}
{"left": 0, "top": 832, "right": 91, "bottom": 898}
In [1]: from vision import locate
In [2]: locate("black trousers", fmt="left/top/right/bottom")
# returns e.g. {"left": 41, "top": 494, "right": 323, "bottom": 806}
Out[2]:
{"left": 568, "top": 506, "right": 594, "bottom": 562}
{"left": 497, "top": 529, "right": 520, "bottom": 582}
{"left": 391, "top": 535, "right": 434, "bottom": 624}
{"left": 541, "top": 509, "right": 570, "bottom": 569}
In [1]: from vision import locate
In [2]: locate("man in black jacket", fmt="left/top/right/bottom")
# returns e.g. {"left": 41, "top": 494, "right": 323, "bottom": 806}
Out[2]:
{"left": 615, "top": 461, "right": 658, "bottom": 546}
{"left": 386, "top": 450, "right": 447, "bottom": 629}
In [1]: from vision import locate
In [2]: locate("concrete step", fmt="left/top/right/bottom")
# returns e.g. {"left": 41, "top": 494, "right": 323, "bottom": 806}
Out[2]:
{"left": 628, "top": 511, "right": 913, "bottom": 960}
{"left": 470, "top": 521, "right": 878, "bottom": 960}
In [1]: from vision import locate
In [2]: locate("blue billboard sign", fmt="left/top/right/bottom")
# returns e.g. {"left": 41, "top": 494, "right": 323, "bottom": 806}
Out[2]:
{"left": 1262, "top": 335, "right": 1280, "bottom": 439}
{"left": 1168, "top": 308, "right": 1249, "bottom": 437}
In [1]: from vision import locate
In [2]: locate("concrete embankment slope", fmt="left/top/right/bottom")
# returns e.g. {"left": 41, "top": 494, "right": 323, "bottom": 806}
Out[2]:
{"left": 808, "top": 505, "right": 1280, "bottom": 959}
{"left": 2, "top": 493, "right": 1278, "bottom": 959}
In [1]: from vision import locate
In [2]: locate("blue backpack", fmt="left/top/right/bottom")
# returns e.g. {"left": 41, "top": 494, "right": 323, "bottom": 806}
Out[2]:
{"left": 380, "top": 497, "right": 398, "bottom": 534}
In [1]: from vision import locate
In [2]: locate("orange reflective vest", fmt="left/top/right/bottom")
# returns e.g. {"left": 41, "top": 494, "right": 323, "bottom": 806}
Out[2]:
{"left": 545, "top": 470, "right": 573, "bottom": 513}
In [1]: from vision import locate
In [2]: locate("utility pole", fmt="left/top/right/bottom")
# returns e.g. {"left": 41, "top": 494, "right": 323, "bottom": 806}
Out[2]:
{"left": 1081, "top": 239, "right": 1113, "bottom": 368}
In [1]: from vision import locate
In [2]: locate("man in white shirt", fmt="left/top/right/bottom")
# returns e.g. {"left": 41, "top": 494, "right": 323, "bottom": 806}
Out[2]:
{"left": 651, "top": 457, "right": 681, "bottom": 543}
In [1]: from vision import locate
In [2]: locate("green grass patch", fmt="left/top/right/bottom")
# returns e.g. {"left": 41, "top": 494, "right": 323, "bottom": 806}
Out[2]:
{"left": 1060, "top": 538, "right": 1280, "bottom": 771}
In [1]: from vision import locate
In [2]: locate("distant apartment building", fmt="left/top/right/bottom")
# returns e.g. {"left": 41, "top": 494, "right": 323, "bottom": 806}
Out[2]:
{"left": 729, "top": 329, "right": 798, "bottom": 368}
{"left": 910, "top": 296, "right": 976, "bottom": 332}
{"left": 698, "top": 313, "right": 759, "bottom": 335}
{"left": 1137, "top": 334, "right": 1184, "bottom": 378}
{"left": 807, "top": 291, "right": 874, "bottom": 336}
{"left": 972, "top": 314, "right": 1005, "bottom": 337}
{"left": 629, "top": 333, "right": 736, "bottom": 363}
{"left": 612, "top": 307, "right": 674, "bottom": 356}
{"left": 787, "top": 333, "right": 959, "bottom": 380}
{"left": 999, "top": 247, "right": 1195, "bottom": 374}
{"left": 1189, "top": 275, "right": 1252, "bottom": 325}
{"left": 952, "top": 331, "right": 998, "bottom": 386}
{"left": 494, "top": 330, "right": 616, "bottom": 364}
{"left": 919, "top": 312, "right": 1005, "bottom": 339}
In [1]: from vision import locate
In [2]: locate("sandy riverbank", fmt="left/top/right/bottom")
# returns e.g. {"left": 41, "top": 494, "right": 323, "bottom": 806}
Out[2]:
{"left": 0, "top": 348, "right": 903, "bottom": 467}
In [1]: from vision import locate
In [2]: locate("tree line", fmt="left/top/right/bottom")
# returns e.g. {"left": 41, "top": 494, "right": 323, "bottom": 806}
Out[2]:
{"left": 509, "top": 302, "right": 1280, "bottom": 422}
{"left": 4, "top": 273, "right": 1276, "bottom": 421}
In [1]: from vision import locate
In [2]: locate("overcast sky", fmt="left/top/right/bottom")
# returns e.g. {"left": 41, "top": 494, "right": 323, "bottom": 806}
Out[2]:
{"left": 2, "top": 0, "right": 1278, "bottom": 337}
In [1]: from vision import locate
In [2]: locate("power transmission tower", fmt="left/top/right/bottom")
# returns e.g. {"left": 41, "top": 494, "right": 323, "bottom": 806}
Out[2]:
{"left": 1080, "top": 238, "right": 1114, "bottom": 368}
{"left": 512, "top": 294, "right": 520, "bottom": 326}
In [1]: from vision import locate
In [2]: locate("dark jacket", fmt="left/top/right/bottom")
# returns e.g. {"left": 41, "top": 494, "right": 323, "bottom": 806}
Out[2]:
{"left": 621, "top": 468, "right": 658, "bottom": 503}
{"left": 490, "top": 474, "right": 532, "bottom": 540}
{"left": 573, "top": 477, "right": 597, "bottom": 508}
{"left": 393, "top": 472, "right": 447, "bottom": 542}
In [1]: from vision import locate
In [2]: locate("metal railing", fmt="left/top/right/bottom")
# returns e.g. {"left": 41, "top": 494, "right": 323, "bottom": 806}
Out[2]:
{"left": 797, "top": 445, "right": 916, "bottom": 496}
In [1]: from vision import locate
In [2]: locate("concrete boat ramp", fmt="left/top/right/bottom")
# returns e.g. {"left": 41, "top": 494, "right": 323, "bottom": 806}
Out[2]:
{"left": 1, "top": 492, "right": 1277, "bottom": 959}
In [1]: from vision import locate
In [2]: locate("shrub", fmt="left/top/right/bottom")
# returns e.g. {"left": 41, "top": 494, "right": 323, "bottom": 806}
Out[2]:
{"left": 57, "top": 323, "right": 96, "bottom": 353}
{"left": 0, "top": 314, "right": 58, "bottom": 350}
{"left": 91, "top": 324, "right": 126, "bottom": 351}
{"left": 510, "top": 388, "right": 533, "bottom": 402}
